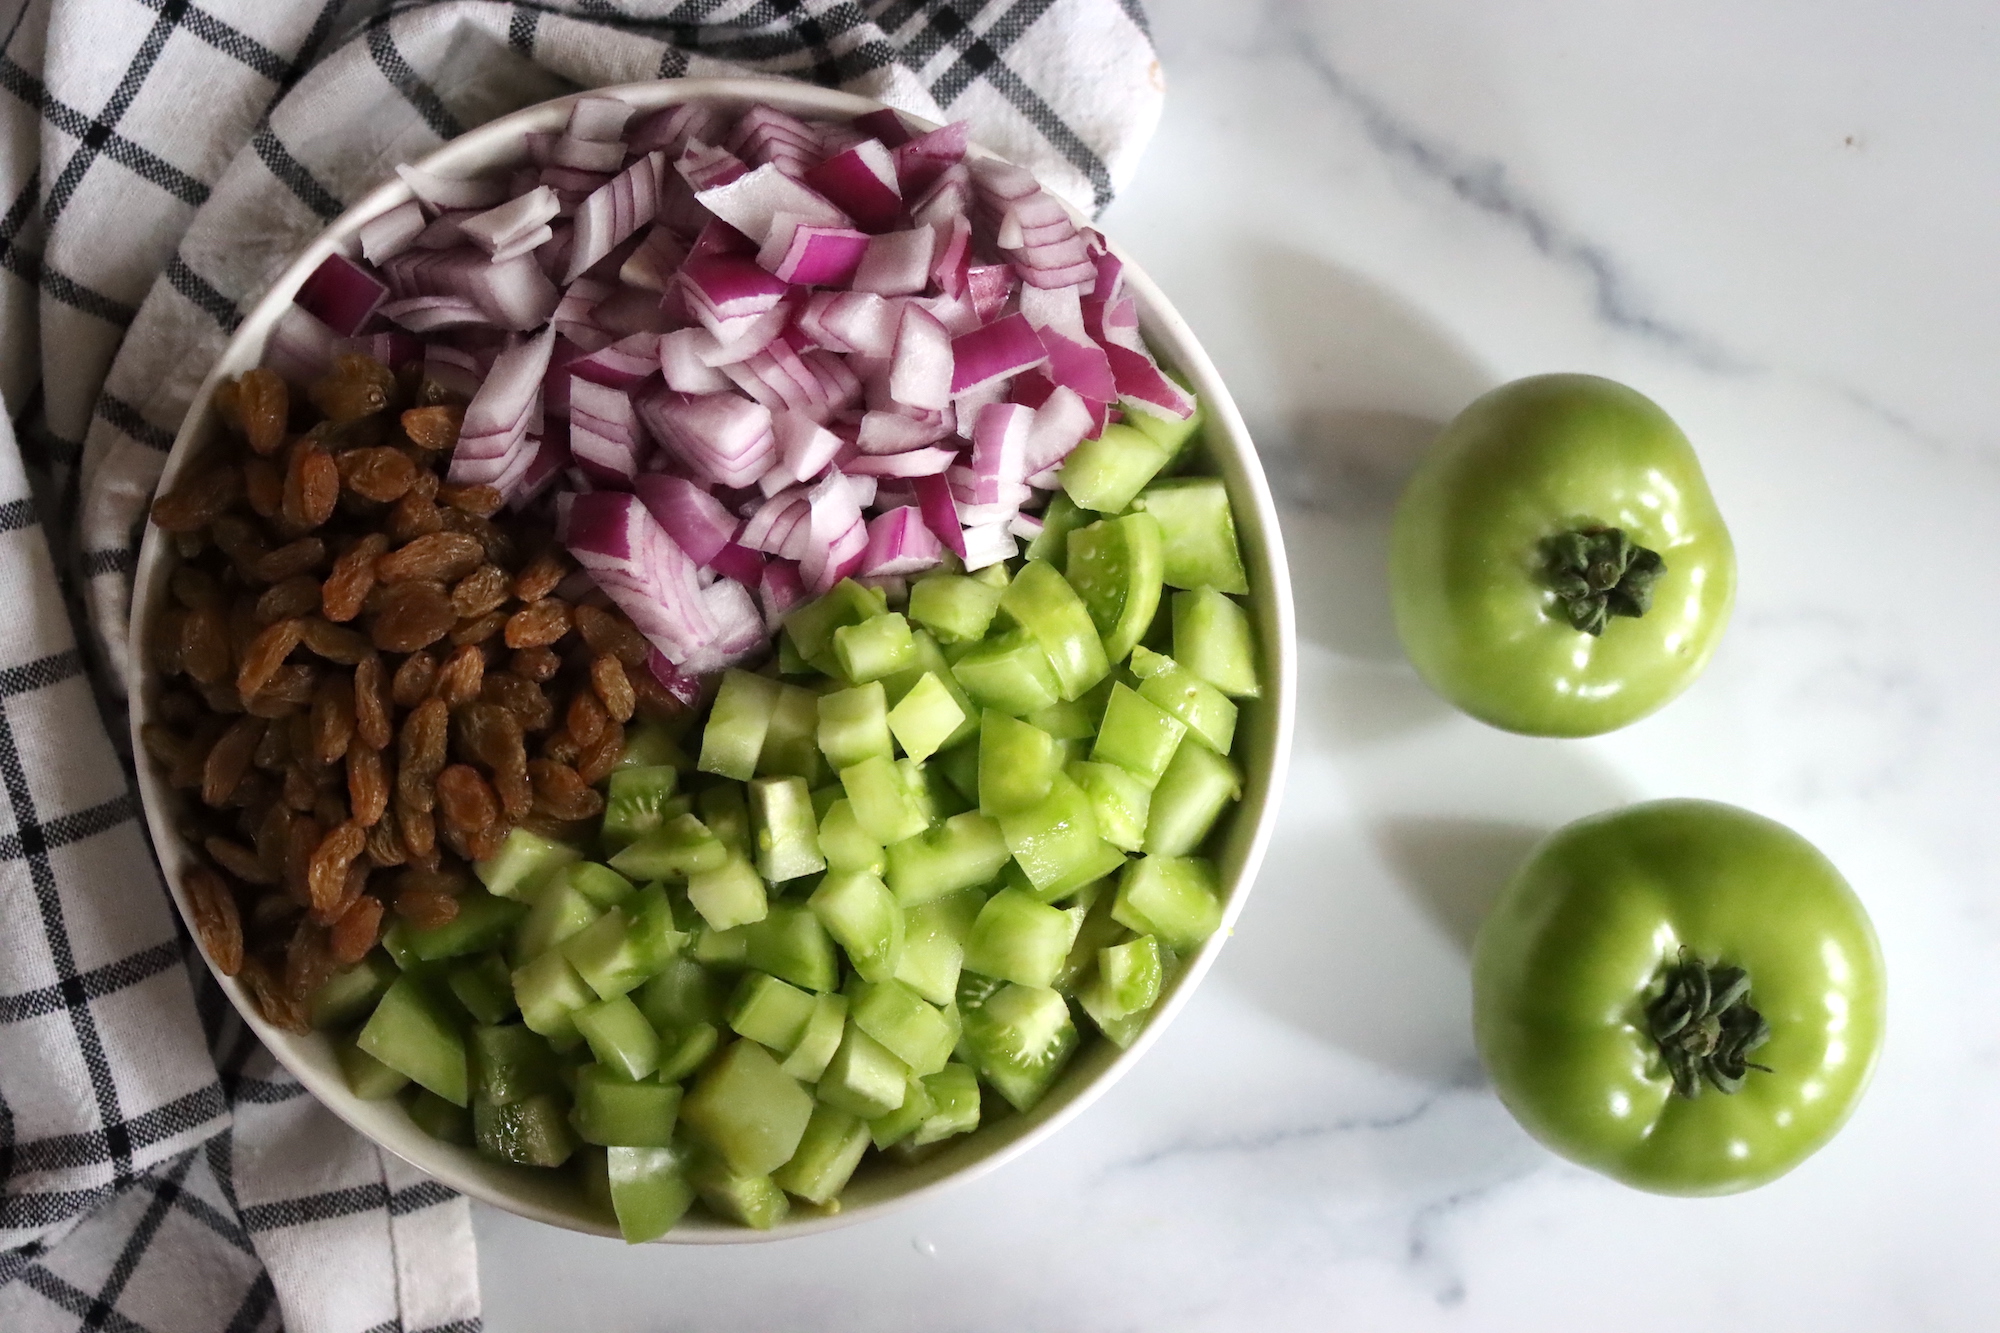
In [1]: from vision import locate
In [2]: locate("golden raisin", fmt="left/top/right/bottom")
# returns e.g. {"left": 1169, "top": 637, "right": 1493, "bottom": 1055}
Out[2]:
{"left": 309, "top": 354, "right": 396, "bottom": 424}
{"left": 256, "top": 576, "right": 322, "bottom": 624}
{"left": 236, "top": 618, "right": 304, "bottom": 700}
{"left": 435, "top": 644, "right": 485, "bottom": 706}
{"left": 391, "top": 651, "right": 440, "bottom": 708}
{"left": 151, "top": 467, "right": 243, "bottom": 533}
{"left": 512, "top": 549, "right": 569, "bottom": 603}
{"left": 589, "top": 655, "right": 636, "bottom": 724}
{"left": 576, "top": 728, "right": 625, "bottom": 786}
{"left": 353, "top": 655, "right": 392, "bottom": 750}
{"left": 182, "top": 864, "right": 243, "bottom": 976}
{"left": 378, "top": 531, "right": 483, "bottom": 584}
{"left": 510, "top": 646, "right": 560, "bottom": 682}
{"left": 201, "top": 717, "right": 265, "bottom": 808}
{"left": 400, "top": 404, "right": 464, "bottom": 452}
{"left": 204, "top": 835, "right": 273, "bottom": 885}
{"left": 347, "top": 739, "right": 388, "bottom": 826}
{"left": 367, "top": 581, "right": 456, "bottom": 653}
{"left": 337, "top": 447, "right": 418, "bottom": 502}
{"left": 321, "top": 533, "right": 389, "bottom": 622}
{"left": 310, "top": 675, "right": 355, "bottom": 767}
{"left": 438, "top": 483, "right": 504, "bottom": 517}
{"left": 307, "top": 822, "right": 367, "bottom": 916}
{"left": 528, "top": 759, "right": 604, "bottom": 821}
{"left": 236, "top": 367, "right": 291, "bottom": 456}
{"left": 330, "top": 893, "right": 384, "bottom": 965}
{"left": 572, "top": 602, "right": 650, "bottom": 667}
{"left": 450, "top": 564, "right": 510, "bottom": 619}
{"left": 565, "top": 689, "right": 608, "bottom": 749}
{"left": 504, "top": 599, "right": 571, "bottom": 649}
{"left": 436, "top": 764, "right": 501, "bottom": 834}
{"left": 281, "top": 443, "right": 339, "bottom": 530}
{"left": 181, "top": 605, "right": 233, "bottom": 684}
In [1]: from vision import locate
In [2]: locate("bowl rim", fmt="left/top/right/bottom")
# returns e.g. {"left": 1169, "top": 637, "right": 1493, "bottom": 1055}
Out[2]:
{"left": 128, "top": 75, "right": 1296, "bottom": 1243}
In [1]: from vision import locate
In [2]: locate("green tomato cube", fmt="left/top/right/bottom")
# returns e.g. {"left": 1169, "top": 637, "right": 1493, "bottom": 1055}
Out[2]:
{"left": 884, "top": 812, "right": 1010, "bottom": 907}
{"left": 817, "top": 1022, "right": 910, "bottom": 1119}
{"left": 749, "top": 775, "right": 825, "bottom": 884}
{"left": 808, "top": 869, "right": 904, "bottom": 983}
{"left": 756, "top": 683, "right": 825, "bottom": 785}
{"left": 998, "top": 560, "right": 1111, "bottom": 701}
{"left": 1171, "top": 589, "right": 1259, "bottom": 699}
{"left": 834, "top": 612, "right": 917, "bottom": 684}
{"left": 311, "top": 953, "right": 398, "bottom": 1030}
{"left": 728, "top": 972, "right": 818, "bottom": 1053}
{"left": 1067, "top": 760, "right": 1154, "bottom": 854}
{"left": 838, "top": 754, "right": 931, "bottom": 846}
{"left": 868, "top": 1075, "right": 938, "bottom": 1149}
{"left": 475, "top": 826, "right": 583, "bottom": 901}
{"left": 446, "top": 953, "right": 518, "bottom": 1026}
{"left": 779, "top": 992, "right": 849, "bottom": 1082}
{"left": 847, "top": 978, "right": 956, "bottom": 1076}
{"left": 339, "top": 1040, "right": 411, "bottom": 1100}
{"left": 1113, "top": 856, "right": 1224, "bottom": 953}
{"left": 816, "top": 798, "right": 886, "bottom": 876}
{"left": 1126, "top": 372, "right": 1206, "bottom": 462}
{"left": 637, "top": 954, "right": 723, "bottom": 1034}
{"left": 697, "top": 785, "right": 751, "bottom": 855}
{"left": 471, "top": 1023, "right": 561, "bottom": 1109}
{"left": 817, "top": 682, "right": 893, "bottom": 770}
{"left": 512, "top": 878, "right": 604, "bottom": 966}
{"left": 474, "top": 1092, "right": 577, "bottom": 1168}
{"left": 977, "top": 710, "right": 1061, "bottom": 817}
{"left": 784, "top": 579, "right": 888, "bottom": 676}
{"left": 687, "top": 856, "right": 768, "bottom": 931}
{"left": 562, "top": 861, "right": 637, "bottom": 910}
{"left": 886, "top": 672, "right": 966, "bottom": 763}
{"left": 950, "top": 631, "right": 1063, "bottom": 717}
{"left": 1023, "top": 492, "right": 1090, "bottom": 570}
{"left": 956, "top": 975, "right": 1077, "bottom": 1113}
{"left": 1095, "top": 935, "right": 1163, "bottom": 1019}
{"left": 1064, "top": 512, "right": 1166, "bottom": 664}
{"left": 1132, "top": 477, "right": 1248, "bottom": 595}
{"left": 396, "top": 890, "right": 529, "bottom": 962}
{"left": 912, "top": 1063, "right": 982, "bottom": 1145}
{"left": 607, "top": 1145, "right": 697, "bottom": 1242}
{"left": 1091, "top": 683, "right": 1188, "bottom": 785}
{"left": 1143, "top": 739, "right": 1243, "bottom": 857}
{"left": 689, "top": 1154, "right": 790, "bottom": 1230}
{"left": 740, "top": 905, "right": 839, "bottom": 994}
{"left": 680, "top": 1040, "right": 816, "bottom": 1177}
{"left": 962, "top": 888, "right": 1079, "bottom": 989}
{"left": 609, "top": 812, "right": 730, "bottom": 882}
{"left": 1059, "top": 421, "right": 1173, "bottom": 515}
{"left": 406, "top": 1087, "right": 474, "bottom": 1145}
{"left": 699, "top": 670, "right": 782, "bottom": 780}
{"left": 572, "top": 1065, "right": 683, "bottom": 1148}
{"left": 998, "top": 773, "right": 1126, "bottom": 900}
{"left": 1129, "top": 645, "right": 1238, "bottom": 754}
{"left": 656, "top": 1022, "right": 720, "bottom": 1083}
{"left": 358, "top": 977, "right": 468, "bottom": 1106}
{"left": 511, "top": 949, "right": 598, "bottom": 1045}
{"left": 894, "top": 890, "right": 983, "bottom": 1006}
{"left": 908, "top": 572, "right": 1003, "bottom": 643}
{"left": 575, "top": 995, "right": 662, "bottom": 1081}
{"left": 600, "top": 765, "right": 684, "bottom": 852}
{"left": 771, "top": 1103, "right": 872, "bottom": 1205}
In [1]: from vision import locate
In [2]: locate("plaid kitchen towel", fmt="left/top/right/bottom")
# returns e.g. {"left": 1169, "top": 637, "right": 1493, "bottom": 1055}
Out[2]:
{"left": 0, "top": 3, "right": 1164, "bottom": 1331}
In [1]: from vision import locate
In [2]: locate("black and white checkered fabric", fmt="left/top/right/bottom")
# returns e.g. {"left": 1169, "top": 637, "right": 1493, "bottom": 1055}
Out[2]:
{"left": 0, "top": 3, "right": 1160, "bottom": 1330}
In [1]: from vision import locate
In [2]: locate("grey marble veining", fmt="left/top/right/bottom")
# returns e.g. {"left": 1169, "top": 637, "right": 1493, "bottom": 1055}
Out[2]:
{"left": 477, "top": 2, "right": 2000, "bottom": 1327}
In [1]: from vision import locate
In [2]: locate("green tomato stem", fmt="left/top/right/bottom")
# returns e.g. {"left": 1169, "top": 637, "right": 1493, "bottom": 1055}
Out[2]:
{"left": 1542, "top": 527, "right": 1666, "bottom": 636}
{"left": 1647, "top": 947, "right": 1773, "bottom": 1098}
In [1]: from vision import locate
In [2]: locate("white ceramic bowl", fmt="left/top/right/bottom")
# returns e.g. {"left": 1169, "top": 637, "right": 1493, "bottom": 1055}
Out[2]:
{"left": 129, "top": 78, "right": 1296, "bottom": 1241}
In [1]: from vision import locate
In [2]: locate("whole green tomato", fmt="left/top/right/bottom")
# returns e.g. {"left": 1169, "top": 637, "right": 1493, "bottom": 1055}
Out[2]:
{"left": 1390, "top": 374, "right": 1735, "bottom": 736}
{"left": 1473, "top": 800, "right": 1885, "bottom": 1196}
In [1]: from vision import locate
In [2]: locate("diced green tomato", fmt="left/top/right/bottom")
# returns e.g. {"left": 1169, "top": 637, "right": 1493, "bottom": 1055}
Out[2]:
{"left": 998, "top": 560, "right": 1110, "bottom": 701}
{"left": 1075, "top": 966, "right": 1153, "bottom": 1049}
{"left": 816, "top": 799, "right": 886, "bottom": 876}
{"left": 358, "top": 977, "right": 468, "bottom": 1106}
{"left": 617, "top": 718, "right": 695, "bottom": 772}
{"left": 847, "top": 978, "right": 956, "bottom": 1075}
{"left": 962, "top": 888, "right": 1077, "bottom": 989}
{"left": 655, "top": 1022, "right": 719, "bottom": 1082}
{"left": 696, "top": 785, "right": 751, "bottom": 855}
{"left": 475, "top": 826, "right": 583, "bottom": 901}
{"left": 1065, "top": 512, "right": 1166, "bottom": 663}
{"left": 1023, "top": 492, "right": 1092, "bottom": 570}
{"left": 1172, "top": 589, "right": 1259, "bottom": 698}
{"left": 692, "top": 923, "right": 747, "bottom": 969}
{"left": 771, "top": 1103, "right": 872, "bottom": 1204}
{"left": 1060, "top": 421, "right": 1173, "bottom": 514}
{"left": 912, "top": 1063, "right": 982, "bottom": 1145}
{"left": 884, "top": 811, "right": 1010, "bottom": 907}
{"left": 1054, "top": 882, "right": 1125, "bottom": 993}
{"left": 699, "top": 670, "right": 781, "bottom": 780}
{"left": 637, "top": 955, "right": 722, "bottom": 1033}
{"left": 977, "top": 710, "right": 1060, "bottom": 817}
{"left": 310, "top": 952, "right": 398, "bottom": 1030}
{"left": 561, "top": 862, "right": 636, "bottom": 910}
{"left": 833, "top": 612, "right": 917, "bottom": 684}
{"left": 1095, "top": 935, "right": 1163, "bottom": 1018}
{"left": 474, "top": 1093, "right": 577, "bottom": 1168}
{"left": 908, "top": 573, "right": 1003, "bottom": 643}
{"left": 998, "top": 773, "right": 1126, "bottom": 900}
{"left": 680, "top": 1040, "right": 816, "bottom": 1177}
{"left": 727, "top": 972, "right": 818, "bottom": 1053}
{"left": 447, "top": 952, "right": 519, "bottom": 1025}
{"left": 1144, "top": 739, "right": 1243, "bottom": 857}
{"left": 779, "top": 992, "right": 849, "bottom": 1082}
{"left": 571, "top": 1066, "right": 683, "bottom": 1148}
{"left": 896, "top": 758, "right": 937, "bottom": 827}
{"left": 575, "top": 995, "right": 662, "bottom": 1081}
{"left": 816, "top": 682, "right": 892, "bottom": 770}
{"left": 1132, "top": 476, "right": 1247, "bottom": 595}
{"left": 740, "top": 906, "right": 839, "bottom": 994}
{"left": 838, "top": 754, "right": 930, "bottom": 846}
{"left": 511, "top": 949, "right": 597, "bottom": 1044}
{"left": 817, "top": 1023, "right": 910, "bottom": 1119}
{"left": 600, "top": 766, "right": 684, "bottom": 852}
{"left": 607, "top": 1145, "right": 696, "bottom": 1242}
{"left": 339, "top": 1040, "right": 411, "bottom": 1100}
{"left": 956, "top": 975, "right": 1078, "bottom": 1113}
{"left": 1065, "top": 759, "right": 1154, "bottom": 854}
{"left": 807, "top": 870, "right": 903, "bottom": 983}
{"left": 894, "top": 890, "right": 983, "bottom": 1006}
{"left": 950, "top": 631, "right": 1063, "bottom": 717}
{"left": 609, "top": 812, "right": 729, "bottom": 882}
{"left": 688, "top": 1153, "right": 791, "bottom": 1230}
{"left": 406, "top": 1087, "right": 474, "bottom": 1145}
{"left": 686, "top": 856, "right": 768, "bottom": 931}
{"left": 513, "top": 877, "right": 604, "bottom": 966}
{"left": 1113, "top": 856, "right": 1224, "bottom": 952}
{"left": 472, "top": 1023, "right": 562, "bottom": 1107}
{"left": 756, "top": 683, "right": 824, "bottom": 785}
{"left": 784, "top": 579, "right": 888, "bottom": 676}
{"left": 748, "top": 775, "right": 825, "bottom": 884}
{"left": 1091, "top": 683, "right": 1188, "bottom": 785}
{"left": 562, "top": 894, "right": 685, "bottom": 1002}
{"left": 1129, "top": 646, "right": 1237, "bottom": 753}
{"left": 869, "top": 1075, "right": 938, "bottom": 1149}
{"left": 1026, "top": 698, "right": 1095, "bottom": 741}
{"left": 884, "top": 630, "right": 980, "bottom": 750}
{"left": 886, "top": 672, "right": 966, "bottom": 763}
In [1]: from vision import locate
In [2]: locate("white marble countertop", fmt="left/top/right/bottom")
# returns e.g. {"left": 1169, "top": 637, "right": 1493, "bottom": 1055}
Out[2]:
{"left": 479, "top": 1, "right": 2000, "bottom": 1326}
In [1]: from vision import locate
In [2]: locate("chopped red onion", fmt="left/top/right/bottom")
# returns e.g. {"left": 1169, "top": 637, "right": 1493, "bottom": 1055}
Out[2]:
{"left": 889, "top": 303, "right": 953, "bottom": 412}
{"left": 960, "top": 519, "right": 1018, "bottom": 571}
{"left": 1104, "top": 342, "right": 1197, "bottom": 421}
{"left": 758, "top": 559, "right": 806, "bottom": 628}
{"left": 395, "top": 162, "right": 508, "bottom": 212}
{"left": 851, "top": 228, "right": 933, "bottom": 296}
{"left": 565, "top": 491, "right": 717, "bottom": 661}
{"left": 892, "top": 122, "right": 969, "bottom": 195}
{"left": 802, "top": 139, "right": 902, "bottom": 232}
{"left": 359, "top": 199, "right": 426, "bottom": 264}
{"left": 949, "top": 312, "right": 1048, "bottom": 395}
{"left": 695, "top": 162, "right": 847, "bottom": 246}
{"left": 567, "top": 95, "right": 636, "bottom": 144}
{"left": 294, "top": 253, "right": 388, "bottom": 337}
{"left": 619, "top": 225, "right": 687, "bottom": 292}
{"left": 567, "top": 151, "right": 667, "bottom": 282}
{"left": 640, "top": 389, "right": 776, "bottom": 489}
{"left": 759, "top": 218, "right": 870, "bottom": 286}
{"left": 461, "top": 186, "right": 562, "bottom": 256}
{"left": 859, "top": 505, "right": 943, "bottom": 576}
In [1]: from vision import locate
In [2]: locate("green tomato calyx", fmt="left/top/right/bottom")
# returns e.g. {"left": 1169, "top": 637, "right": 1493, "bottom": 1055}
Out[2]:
{"left": 1541, "top": 527, "right": 1666, "bottom": 636}
{"left": 1647, "top": 947, "right": 1773, "bottom": 1098}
